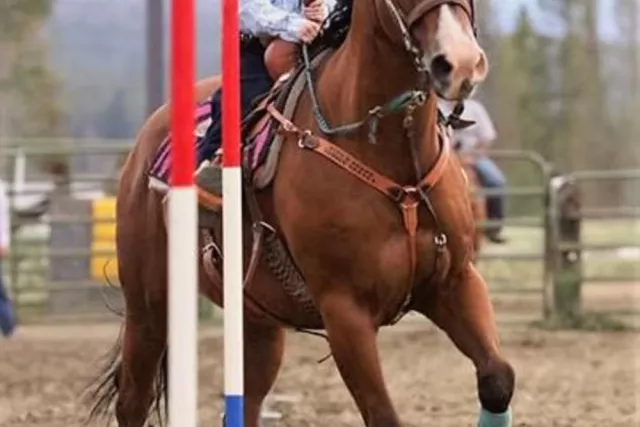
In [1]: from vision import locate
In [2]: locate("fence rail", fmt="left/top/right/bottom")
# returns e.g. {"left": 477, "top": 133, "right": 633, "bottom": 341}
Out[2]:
{"left": 1, "top": 142, "right": 637, "bottom": 326}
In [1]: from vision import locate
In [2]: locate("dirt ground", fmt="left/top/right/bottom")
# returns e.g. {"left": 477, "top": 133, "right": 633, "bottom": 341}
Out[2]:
{"left": 0, "top": 317, "right": 638, "bottom": 427}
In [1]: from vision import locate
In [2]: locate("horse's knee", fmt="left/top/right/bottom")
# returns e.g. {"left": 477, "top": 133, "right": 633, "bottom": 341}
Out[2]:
{"left": 477, "top": 359, "right": 515, "bottom": 413}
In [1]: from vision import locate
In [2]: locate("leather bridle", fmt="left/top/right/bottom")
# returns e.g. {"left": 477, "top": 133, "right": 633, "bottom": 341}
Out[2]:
{"left": 381, "top": 0, "right": 477, "bottom": 75}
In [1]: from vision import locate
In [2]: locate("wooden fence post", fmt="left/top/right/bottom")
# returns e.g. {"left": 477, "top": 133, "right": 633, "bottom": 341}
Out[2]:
{"left": 548, "top": 175, "right": 583, "bottom": 320}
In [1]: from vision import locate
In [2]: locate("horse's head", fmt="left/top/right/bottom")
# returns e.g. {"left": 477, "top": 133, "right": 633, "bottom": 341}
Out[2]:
{"left": 374, "top": 0, "right": 487, "bottom": 100}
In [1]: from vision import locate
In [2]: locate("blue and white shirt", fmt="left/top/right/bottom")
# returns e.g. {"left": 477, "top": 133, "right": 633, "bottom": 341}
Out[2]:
{"left": 240, "top": 0, "right": 338, "bottom": 43}
{"left": 438, "top": 99, "right": 497, "bottom": 153}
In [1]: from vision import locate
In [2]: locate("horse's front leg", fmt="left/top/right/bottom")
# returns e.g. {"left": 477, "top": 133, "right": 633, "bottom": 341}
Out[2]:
{"left": 318, "top": 290, "right": 402, "bottom": 427}
{"left": 413, "top": 264, "right": 515, "bottom": 427}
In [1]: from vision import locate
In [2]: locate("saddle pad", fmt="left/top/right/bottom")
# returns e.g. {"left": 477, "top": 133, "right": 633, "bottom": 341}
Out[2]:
{"left": 147, "top": 96, "right": 273, "bottom": 193}
{"left": 148, "top": 98, "right": 212, "bottom": 191}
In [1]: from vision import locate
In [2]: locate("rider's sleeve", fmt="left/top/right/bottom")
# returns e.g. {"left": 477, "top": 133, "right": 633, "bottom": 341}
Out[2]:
{"left": 324, "top": 0, "right": 339, "bottom": 15}
{"left": 0, "top": 182, "right": 10, "bottom": 253}
{"left": 240, "top": 0, "right": 307, "bottom": 43}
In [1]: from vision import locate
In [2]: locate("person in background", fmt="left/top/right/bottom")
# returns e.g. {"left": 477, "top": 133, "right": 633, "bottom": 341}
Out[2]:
{"left": 0, "top": 178, "right": 16, "bottom": 337}
{"left": 195, "top": 0, "right": 336, "bottom": 199}
{"left": 439, "top": 98, "right": 508, "bottom": 244}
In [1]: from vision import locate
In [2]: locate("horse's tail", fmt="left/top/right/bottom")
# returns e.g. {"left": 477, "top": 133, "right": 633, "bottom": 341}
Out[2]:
{"left": 84, "top": 325, "right": 124, "bottom": 425}
{"left": 84, "top": 327, "right": 169, "bottom": 426}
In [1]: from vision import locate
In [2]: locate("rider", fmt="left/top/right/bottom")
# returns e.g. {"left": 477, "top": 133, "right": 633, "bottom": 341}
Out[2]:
{"left": 195, "top": 0, "right": 337, "bottom": 197}
{"left": 438, "top": 98, "right": 508, "bottom": 244}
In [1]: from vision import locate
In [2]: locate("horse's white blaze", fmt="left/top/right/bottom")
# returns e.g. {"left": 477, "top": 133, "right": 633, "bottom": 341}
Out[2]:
{"left": 435, "top": 5, "right": 475, "bottom": 51}
{"left": 427, "top": 5, "right": 488, "bottom": 98}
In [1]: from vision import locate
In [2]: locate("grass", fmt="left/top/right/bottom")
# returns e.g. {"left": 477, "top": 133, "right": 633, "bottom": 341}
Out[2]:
{"left": 477, "top": 218, "right": 639, "bottom": 288}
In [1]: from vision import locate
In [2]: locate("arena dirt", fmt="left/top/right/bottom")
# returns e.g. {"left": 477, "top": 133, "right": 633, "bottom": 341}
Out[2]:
{"left": 0, "top": 319, "right": 637, "bottom": 427}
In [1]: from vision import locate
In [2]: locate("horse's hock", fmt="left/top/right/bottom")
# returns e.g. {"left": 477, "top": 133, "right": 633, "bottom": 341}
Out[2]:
{"left": 47, "top": 193, "right": 123, "bottom": 318}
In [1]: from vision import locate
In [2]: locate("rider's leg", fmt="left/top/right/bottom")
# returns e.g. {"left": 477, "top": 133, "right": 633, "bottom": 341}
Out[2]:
{"left": 198, "top": 88, "right": 223, "bottom": 163}
{"left": 196, "top": 39, "right": 273, "bottom": 196}
{"left": 264, "top": 39, "right": 299, "bottom": 81}
{"left": 0, "top": 260, "right": 16, "bottom": 337}
{"left": 474, "top": 156, "right": 507, "bottom": 241}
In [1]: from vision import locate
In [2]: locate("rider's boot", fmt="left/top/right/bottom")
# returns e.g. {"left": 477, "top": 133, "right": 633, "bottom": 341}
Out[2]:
{"left": 485, "top": 230, "right": 507, "bottom": 244}
{"left": 194, "top": 150, "right": 224, "bottom": 228}
{"left": 195, "top": 160, "right": 223, "bottom": 196}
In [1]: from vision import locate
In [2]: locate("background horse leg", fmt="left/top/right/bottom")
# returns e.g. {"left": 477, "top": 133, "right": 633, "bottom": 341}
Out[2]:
{"left": 412, "top": 264, "right": 515, "bottom": 426}
{"left": 242, "top": 321, "right": 285, "bottom": 427}
{"left": 319, "top": 294, "right": 401, "bottom": 427}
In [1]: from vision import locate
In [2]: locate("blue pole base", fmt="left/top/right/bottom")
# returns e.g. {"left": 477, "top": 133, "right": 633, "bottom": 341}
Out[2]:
{"left": 477, "top": 407, "right": 512, "bottom": 427}
{"left": 224, "top": 395, "right": 244, "bottom": 427}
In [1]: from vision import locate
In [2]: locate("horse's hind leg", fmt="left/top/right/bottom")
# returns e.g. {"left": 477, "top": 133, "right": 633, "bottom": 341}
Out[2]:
{"left": 113, "top": 220, "right": 168, "bottom": 426}
{"left": 115, "top": 309, "right": 167, "bottom": 426}
{"left": 413, "top": 264, "right": 515, "bottom": 426}
{"left": 115, "top": 293, "right": 167, "bottom": 426}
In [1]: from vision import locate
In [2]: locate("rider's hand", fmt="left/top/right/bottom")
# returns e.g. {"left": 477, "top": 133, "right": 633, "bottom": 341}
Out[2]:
{"left": 298, "top": 19, "right": 322, "bottom": 44}
{"left": 304, "top": 0, "right": 328, "bottom": 23}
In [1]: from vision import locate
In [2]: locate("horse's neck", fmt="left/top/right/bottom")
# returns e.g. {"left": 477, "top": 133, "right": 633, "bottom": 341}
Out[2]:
{"left": 315, "top": 17, "right": 440, "bottom": 184}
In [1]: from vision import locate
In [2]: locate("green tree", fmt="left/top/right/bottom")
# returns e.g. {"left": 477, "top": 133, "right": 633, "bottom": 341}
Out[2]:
{"left": 487, "top": 6, "right": 554, "bottom": 215}
{"left": 614, "top": 0, "right": 640, "bottom": 205}
{"left": 511, "top": 8, "right": 554, "bottom": 157}
{"left": 0, "top": 0, "right": 67, "bottom": 185}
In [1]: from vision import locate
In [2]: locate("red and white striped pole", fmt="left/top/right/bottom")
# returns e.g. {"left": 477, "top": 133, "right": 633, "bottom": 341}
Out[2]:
{"left": 221, "top": 0, "right": 245, "bottom": 425}
{"left": 167, "top": 0, "right": 243, "bottom": 424}
{"left": 168, "top": 0, "right": 198, "bottom": 425}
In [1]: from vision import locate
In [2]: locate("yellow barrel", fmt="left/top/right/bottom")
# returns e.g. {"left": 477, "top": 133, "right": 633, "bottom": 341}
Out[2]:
{"left": 91, "top": 197, "right": 119, "bottom": 284}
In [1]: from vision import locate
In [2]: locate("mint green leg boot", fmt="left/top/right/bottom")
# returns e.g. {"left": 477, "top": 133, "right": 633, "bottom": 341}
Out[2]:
{"left": 477, "top": 407, "right": 512, "bottom": 427}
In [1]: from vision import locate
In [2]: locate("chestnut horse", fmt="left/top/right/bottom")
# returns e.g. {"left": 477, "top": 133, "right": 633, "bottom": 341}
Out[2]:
{"left": 88, "top": 1, "right": 515, "bottom": 426}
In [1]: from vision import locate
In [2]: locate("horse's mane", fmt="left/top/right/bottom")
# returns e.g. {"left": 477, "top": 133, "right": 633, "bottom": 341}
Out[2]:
{"left": 307, "top": 0, "right": 354, "bottom": 57}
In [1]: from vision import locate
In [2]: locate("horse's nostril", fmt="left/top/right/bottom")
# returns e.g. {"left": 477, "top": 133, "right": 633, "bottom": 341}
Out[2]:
{"left": 430, "top": 54, "right": 453, "bottom": 80}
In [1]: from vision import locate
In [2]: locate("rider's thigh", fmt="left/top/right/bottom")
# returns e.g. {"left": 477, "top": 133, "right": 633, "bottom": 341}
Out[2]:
{"left": 474, "top": 156, "right": 506, "bottom": 188}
